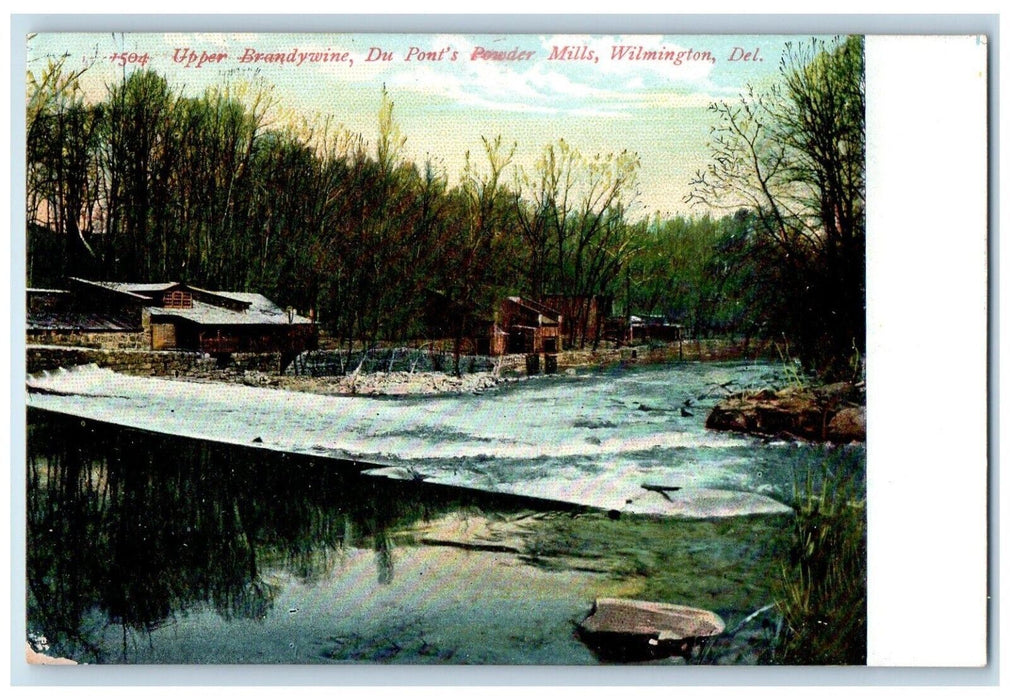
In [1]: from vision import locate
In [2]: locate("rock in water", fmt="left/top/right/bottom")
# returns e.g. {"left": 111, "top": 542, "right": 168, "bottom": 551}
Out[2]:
{"left": 577, "top": 598, "right": 725, "bottom": 662}
{"left": 826, "top": 406, "right": 867, "bottom": 442}
{"left": 706, "top": 381, "right": 865, "bottom": 443}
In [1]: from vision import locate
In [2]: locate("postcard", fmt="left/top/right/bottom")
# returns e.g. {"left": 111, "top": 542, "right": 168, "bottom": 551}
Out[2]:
{"left": 19, "top": 27, "right": 988, "bottom": 672}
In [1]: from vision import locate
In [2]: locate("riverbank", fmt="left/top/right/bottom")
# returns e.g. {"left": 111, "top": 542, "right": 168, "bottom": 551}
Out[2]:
{"left": 706, "top": 381, "right": 866, "bottom": 443}
{"left": 194, "top": 337, "right": 781, "bottom": 397}
{"left": 26, "top": 336, "right": 777, "bottom": 388}
{"left": 225, "top": 369, "right": 510, "bottom": 396}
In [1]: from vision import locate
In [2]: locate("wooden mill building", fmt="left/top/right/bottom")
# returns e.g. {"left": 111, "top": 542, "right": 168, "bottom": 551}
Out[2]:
{"left": 497, "top": 296, "right": 562, "bottom": 355}
{"left": 540, "top": 294, "right": 613, "bottom": 348}
{"left": 418, "top": 292, "right": 563, "bottom": 357}
{"left": 27, "top": 278, "right": 317, "bottom": 357}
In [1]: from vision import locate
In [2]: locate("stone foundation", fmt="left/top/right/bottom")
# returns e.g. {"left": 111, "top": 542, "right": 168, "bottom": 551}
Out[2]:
{"left": 555, "top": 338, "right": 777, "bottom": 369}
{"left": 26, "top": 337, "right": 775, "bottom": 383}
{"left": 26, "top": 345, "right": 283, "bottom": 379}
{"left": 27, "top": 330, "right": 148, "bottom": 350}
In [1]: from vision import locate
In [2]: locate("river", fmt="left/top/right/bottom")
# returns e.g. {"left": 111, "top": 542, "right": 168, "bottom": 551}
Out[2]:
{"left": 25, "top": 360, "right": 865, "bottom": 664}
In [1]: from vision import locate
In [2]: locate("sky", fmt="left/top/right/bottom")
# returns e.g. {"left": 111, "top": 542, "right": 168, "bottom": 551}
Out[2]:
{"left": 27, "top": 32, "right": 834, "bottom": 218}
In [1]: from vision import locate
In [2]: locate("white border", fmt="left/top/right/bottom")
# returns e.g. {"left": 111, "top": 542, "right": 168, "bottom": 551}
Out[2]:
{"left": 5, "top": 11, "right": 997, "bottom": 688}
{"left": 866, "top": 34, "right": 989, "bottom": 667}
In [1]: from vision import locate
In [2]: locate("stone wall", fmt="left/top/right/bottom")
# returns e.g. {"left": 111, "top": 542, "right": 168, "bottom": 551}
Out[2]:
{"left": 27, "top": 345, "right": 215, "bottom": 376}
{"left": 495, "top": 354, "right": 526, "bottom": 375}
{"left": 27, "top": 330, "right": 149, "bottom": 350}
{"left": 221, "top": 352, "right": 284, "bottom": 373}
{"left": 26, "top": 344, "right": 284, "bottom": 379}
{"left": 553, "top": 337, "right": 777, "bottom": 370}
{"left": 26, "top": 337, "right": 775, "bottom": 381}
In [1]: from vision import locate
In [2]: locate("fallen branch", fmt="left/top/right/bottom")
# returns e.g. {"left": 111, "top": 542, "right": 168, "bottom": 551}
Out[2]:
{"left": 641, "top": 483, "right": 682, "bottom": 501}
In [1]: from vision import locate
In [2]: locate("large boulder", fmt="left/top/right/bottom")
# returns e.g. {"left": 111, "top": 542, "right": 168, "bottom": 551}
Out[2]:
{"left": 705, "top": 405, "right": 751, "bottom": 433}
{"left": 815, "top": 381, "right": 862, "bottom": 403}
{"left": 577, "top": 598, "right": 725, "bottom": 662}
{"left": 826, "top": 406, "right": 867, "bottom": 443}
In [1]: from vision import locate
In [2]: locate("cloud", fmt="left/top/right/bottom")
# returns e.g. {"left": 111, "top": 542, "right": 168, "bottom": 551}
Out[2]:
{"left": 349, "top": 33, "right": 729, "bottom": 117}
{"left": 56, "top": 32, "right": 744, "bottom": 119}
{"left": 541, "top": 34, "right": 718, "bottom": 83}
{"left": 161, "top": 33, "right": 260, "bottom": 51}
{"left": 142, "top": 32, "right": 736, "bottom": 118}
{"left": 339, "top": 34, "right": 713, "bottom": 117}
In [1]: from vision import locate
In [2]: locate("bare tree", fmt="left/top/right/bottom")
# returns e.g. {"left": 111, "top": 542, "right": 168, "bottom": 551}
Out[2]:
{"left": 688, "top": 37, "right": 865, "bottom": 378}
{"left": 444, "top": 135, "right": 516, "bottom": 374}
{"left": 517, "top": 139, "right": 640, "bottom": 348}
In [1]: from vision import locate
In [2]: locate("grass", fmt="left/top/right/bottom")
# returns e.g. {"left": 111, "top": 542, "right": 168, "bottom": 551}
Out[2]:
{"left": 774, "top": 338, "right": 809, "bottom": 392}
{"left": 773, "top": 451, "right": 867, "bottom": 664}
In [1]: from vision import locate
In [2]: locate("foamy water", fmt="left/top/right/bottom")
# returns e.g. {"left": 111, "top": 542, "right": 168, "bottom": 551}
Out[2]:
{"left": 27, "top": 362, "right": 858, "bottom": 516}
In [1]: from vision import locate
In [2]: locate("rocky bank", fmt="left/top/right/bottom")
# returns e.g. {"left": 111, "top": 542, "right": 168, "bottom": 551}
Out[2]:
{"left": 705, "top": 381, "right": 866, "bottom": 443}
{"left": 201, "top": 369, "right": 510, "bottom": 396}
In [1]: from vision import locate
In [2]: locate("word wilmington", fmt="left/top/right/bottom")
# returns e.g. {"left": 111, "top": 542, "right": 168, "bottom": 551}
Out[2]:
{"left": 611, "top": 45, "right": 716, "bottom": 64}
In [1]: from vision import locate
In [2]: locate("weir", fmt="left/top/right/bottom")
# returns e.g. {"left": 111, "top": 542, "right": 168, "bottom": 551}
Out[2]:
{"left": 25, "top": 361, "right": 855, "bottom": 518}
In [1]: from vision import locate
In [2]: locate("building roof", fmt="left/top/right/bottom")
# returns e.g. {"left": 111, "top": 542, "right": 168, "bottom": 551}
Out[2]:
{"left": 148, "top": 295, "right": 313, "bottom": 326}
{"left": 67, "top": 277, "right": 158, "bottom": 302}
{"left": 505, "top": 296, "right": 562, "bottom": 325}
{"left": 119, "top": 282, "right": 181, "bottom": 293}
{"left": 59, "top": 278, "right": 314, "bottom": 327}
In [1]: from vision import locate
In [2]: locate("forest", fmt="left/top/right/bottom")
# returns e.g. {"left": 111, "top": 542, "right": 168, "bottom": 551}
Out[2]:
{"left": 26, "top": 36, "right": 864, "bottom": 379}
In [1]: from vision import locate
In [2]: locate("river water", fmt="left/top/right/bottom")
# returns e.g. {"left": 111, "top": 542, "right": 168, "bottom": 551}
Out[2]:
{"left": 25, "top": 361, "right": 865, "bottom": 664}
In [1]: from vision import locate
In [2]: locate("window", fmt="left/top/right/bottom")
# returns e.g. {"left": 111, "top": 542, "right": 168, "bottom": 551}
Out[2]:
{"left": 163, "top": 290, "right": 193, "bottom": 309}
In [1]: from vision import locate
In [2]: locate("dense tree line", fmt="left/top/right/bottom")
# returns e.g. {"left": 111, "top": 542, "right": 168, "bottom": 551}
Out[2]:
{"left": 689, "top": 37, "right": 865, "bottom": 379}
{"left": 26, "top": 66, "right": 641, "bottom": 350}
{"left": 27, "top": 35, "right": 864, "bottom": 378}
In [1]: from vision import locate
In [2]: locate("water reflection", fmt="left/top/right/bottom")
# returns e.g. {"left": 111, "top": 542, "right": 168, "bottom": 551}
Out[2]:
{"left": 27, "top": 409, "right": 577, "bottom": 663}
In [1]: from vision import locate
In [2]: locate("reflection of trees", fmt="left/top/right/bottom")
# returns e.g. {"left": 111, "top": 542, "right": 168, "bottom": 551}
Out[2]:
{"left": 374, "top": 532, "right": 394, "bottom": 585}
{"left": 26, "top": 410, "right": 487, "bottom": 662}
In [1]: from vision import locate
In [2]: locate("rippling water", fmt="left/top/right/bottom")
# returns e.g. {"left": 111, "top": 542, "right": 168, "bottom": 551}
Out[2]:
{"left": 27, "top": 361, "right": 862, "bottom": 514}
